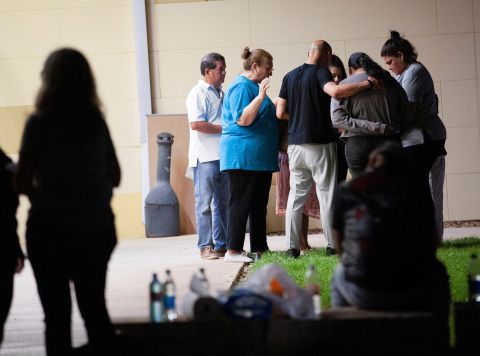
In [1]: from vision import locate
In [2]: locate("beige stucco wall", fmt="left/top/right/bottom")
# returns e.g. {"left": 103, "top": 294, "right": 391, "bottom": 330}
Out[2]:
{"left": 2, "top": 0, "right": 479, "bottom": 240}
{"left": 148, "top": 0, "right": 480, "bottom": 231}
{"left": 0, "top": 0, "right": 144, "bottom": 239}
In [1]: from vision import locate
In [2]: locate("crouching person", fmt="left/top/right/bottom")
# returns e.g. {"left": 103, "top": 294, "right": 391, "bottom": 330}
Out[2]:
{"left": 330, "top": 141, "right": 450, "bottom": 348}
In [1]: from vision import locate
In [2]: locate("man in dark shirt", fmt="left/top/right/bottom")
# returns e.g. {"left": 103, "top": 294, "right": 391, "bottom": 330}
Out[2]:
{"left": 276, "top": 40, "right": 374, "bottom": 257}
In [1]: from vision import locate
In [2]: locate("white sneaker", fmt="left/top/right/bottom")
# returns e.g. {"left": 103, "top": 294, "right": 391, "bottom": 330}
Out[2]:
{"left": 224, "top": 252, "right": 252, "bottom": 263}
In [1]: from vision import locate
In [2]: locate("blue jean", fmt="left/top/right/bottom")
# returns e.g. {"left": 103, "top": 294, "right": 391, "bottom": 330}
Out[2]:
{"left": 193, "top": 160, "right": 228, "bottom": 250}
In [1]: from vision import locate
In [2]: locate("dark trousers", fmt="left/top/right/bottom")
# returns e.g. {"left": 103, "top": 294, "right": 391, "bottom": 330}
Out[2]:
{"left": 0, "top": 266, "right": 14, "bottom": 346}
{"left": 404, "top": 143, "right": 438, "bottom": 240}
{"left": 226, "top": 170, "right": 272, "bottom": 252}
{"left": 27, "top": 215, "right": 116, "bottom": 356}
{"left": 336, "top": 137, "right": 348, "bottom": 183}
{"left": 404, "top": 143, "right": 438, "bottom": 191}
{"left": 345, "top": 136, "right": 397, "bottom": 178}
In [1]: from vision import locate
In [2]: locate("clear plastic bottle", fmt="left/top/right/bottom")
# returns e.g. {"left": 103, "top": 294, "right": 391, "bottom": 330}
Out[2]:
{"left": 191, "top": 267, "right": 210, "bottom": 296}
{"left": 305, "top": 264, "right": 322, "bottom": 319}
{"left": 468, "top": 253, "right": 480, "bottom": 303}
{"left": 150, "top": 273, "right": 164, "bottom": 323}
{"left": 164, "top": 269, "right": 178, "bottom": 321}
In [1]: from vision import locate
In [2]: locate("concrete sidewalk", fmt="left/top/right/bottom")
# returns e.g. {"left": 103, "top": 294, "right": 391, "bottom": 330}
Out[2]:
{"left": 2, "top": 227, "right": 479, "bottom": 355}
{"left": 3, "top": 234, "right": 243, "bottom": 355}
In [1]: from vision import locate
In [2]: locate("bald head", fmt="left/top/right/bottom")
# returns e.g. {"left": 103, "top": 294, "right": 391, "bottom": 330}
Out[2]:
{"left": 308, "top": 40, "right": 332, "bottom": 67}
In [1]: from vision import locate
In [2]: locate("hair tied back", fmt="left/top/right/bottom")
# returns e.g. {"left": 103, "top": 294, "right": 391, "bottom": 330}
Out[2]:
{"left": 241, "top": 47, "right": 251, "bottom": 60}
{"left": 390, "top": 30, "right": 401, "bottom": 40}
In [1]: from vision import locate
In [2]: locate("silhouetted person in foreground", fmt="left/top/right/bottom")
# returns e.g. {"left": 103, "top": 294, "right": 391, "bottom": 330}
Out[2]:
{"left": 330, "top": 141, "right": 450, "bottom": 350}
{"left": 0, "top": 148, "right": 24, "bottom": 348}
{"left": 15, "top": 48, "right": 121, "bottom": 356}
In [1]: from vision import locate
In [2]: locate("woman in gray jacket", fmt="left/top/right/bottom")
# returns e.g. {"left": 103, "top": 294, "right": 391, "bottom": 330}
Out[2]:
{"left": 331, "top": 52, "right": 410, "bottom": 178}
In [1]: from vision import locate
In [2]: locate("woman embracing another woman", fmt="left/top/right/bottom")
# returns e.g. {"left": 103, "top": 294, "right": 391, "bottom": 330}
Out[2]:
{"left": 381, "top": 31, "right": 447, "bottom": 242}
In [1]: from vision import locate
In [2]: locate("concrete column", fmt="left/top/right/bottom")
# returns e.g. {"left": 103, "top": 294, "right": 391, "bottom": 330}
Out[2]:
{"left": 132, "top": 0, "right": 152, "bottom": 225}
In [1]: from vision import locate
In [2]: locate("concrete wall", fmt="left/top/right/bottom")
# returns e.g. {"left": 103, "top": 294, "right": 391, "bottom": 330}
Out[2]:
{"left": 148, "top": 0, "right": 480, "bottom": 231}
{"left": 2, "top": 0, "right": 479, "bottom": 239}
{"left": 0, "top": 0, "right": 144, "bottom": 238}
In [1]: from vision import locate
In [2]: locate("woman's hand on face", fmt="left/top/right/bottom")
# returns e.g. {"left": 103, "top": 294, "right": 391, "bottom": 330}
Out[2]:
{"left": 259, "top": 77, "right": 270, "bottom": 99}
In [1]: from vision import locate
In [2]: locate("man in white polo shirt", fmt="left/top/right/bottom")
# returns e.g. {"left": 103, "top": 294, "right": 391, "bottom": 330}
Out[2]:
{"left": 186, "top": 53, "right": 228, "bottom": 260}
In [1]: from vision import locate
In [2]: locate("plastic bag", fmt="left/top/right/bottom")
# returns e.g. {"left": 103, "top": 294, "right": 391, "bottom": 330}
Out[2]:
{"left": 180, "top": 269, "right": 211, "bottom": 319}
{"left": 244, "top": 263, "right": 314, "bottom": 319}
{"left": 219, "top": 288, "right": 272, "bottom": 320}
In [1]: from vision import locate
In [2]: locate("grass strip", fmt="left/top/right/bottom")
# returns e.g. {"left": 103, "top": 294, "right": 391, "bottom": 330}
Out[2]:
{"left": 252, "top": 237, "right": 480, "bottom": 306}
{"left": 250, "top": 236, "right": 480, "bottom": 345}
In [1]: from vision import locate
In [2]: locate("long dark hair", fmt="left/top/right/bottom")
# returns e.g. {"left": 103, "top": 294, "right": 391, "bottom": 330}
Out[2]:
{"left": 358, "top": 53, "right": 398, "bottom": 88}
{"left": 330, "top": 54, "right": 347, "bottom": 81}
{"left": 380, "top": 30, "right": 418, "bottom": 64}
{"left": 35, "top": 48, "right": 101, "bottom": 115}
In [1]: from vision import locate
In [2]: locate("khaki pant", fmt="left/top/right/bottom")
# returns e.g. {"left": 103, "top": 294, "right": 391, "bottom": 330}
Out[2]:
{"left": 285, "top": 142, "right": 337, "bottom": 249}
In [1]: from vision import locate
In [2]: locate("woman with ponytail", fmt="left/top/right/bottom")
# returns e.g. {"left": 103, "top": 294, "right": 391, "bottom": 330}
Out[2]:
{"left": 220, "top": 47, "right": 278, "bottom": 262}
{"left": 381, "top": 30, "right": 447, "bottom": 242}
{"left": 330, "top": 52, "right": 410, "bottom": 178}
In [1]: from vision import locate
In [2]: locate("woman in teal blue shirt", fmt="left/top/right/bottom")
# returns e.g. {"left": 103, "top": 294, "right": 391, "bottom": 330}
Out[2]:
{"left": 221, "top": 47, "right": 278, "bottom": 263}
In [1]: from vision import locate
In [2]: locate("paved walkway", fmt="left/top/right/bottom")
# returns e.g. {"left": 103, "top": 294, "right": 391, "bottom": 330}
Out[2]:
{"left": 1, "top": 227, "right": 479, "bottom": 355}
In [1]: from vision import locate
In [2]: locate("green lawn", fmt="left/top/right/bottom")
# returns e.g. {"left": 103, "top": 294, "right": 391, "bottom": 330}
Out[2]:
{"left": 251, "top": 237, "right": 480, "bottom": 309}
{"left": 250, "top": 236, "right": 480, "bottom": 345}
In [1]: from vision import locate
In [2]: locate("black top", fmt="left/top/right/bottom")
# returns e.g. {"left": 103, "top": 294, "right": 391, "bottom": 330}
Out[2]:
{"left": 0, "top": 148, "right": 23, "bottom": 269}
{"left": 279, "top": 64, "right": 337, "bottom": 145}
{"left": 17, "top": 109, "right": 120, "bottom": 230}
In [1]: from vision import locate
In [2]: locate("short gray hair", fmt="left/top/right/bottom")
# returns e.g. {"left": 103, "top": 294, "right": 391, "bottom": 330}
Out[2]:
{"left": 200, "top": 53, "right": 225, "bottom": 75}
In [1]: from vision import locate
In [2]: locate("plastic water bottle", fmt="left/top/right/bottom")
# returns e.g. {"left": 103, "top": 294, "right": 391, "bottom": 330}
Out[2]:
{"left": 305, "top": 264, "right": 321, "bottom": 319}
{"left": 468, "top": 254, "right": 480, "bottom": 303}
{"left": 190, "top": 267, "right": 210, "bottom": 296}
{"left": 150, "top": 273, "right": 164, "bottom": 323}
{"left": 164, "top": 269, "right": 178, "bottom": 321}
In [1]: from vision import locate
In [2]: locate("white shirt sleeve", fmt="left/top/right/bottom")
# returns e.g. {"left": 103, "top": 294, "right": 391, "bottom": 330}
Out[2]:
{"left": 186, "top": 86, "right": 208, "bottom": 123}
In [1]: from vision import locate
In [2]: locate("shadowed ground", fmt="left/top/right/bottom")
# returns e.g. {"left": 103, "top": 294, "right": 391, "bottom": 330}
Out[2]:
{"left": 2, "top": 227, "right": 478, "bottom": 355}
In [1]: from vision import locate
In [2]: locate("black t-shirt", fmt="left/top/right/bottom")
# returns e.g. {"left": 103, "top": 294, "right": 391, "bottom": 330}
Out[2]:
{"left": 279, "top": 64, "right": 336, "bottom": 145}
